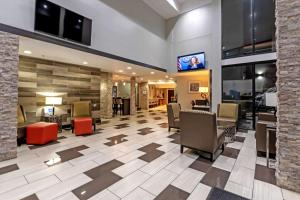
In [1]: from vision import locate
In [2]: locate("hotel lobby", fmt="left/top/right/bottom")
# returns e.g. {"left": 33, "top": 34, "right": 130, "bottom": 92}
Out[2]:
{"left": 0, "top": 0, "right": 299, "bottom": 200}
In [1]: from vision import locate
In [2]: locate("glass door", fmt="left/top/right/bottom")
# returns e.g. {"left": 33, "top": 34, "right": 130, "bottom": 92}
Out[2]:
{"left": 222, "top": 61, "right": 277, "bottom": 130}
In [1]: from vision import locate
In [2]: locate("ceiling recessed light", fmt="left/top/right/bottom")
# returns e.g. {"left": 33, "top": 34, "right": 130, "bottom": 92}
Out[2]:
{"left": 127, "top": 66, "right": 132, "bottom": 70}
{"left": 140, "top": 78, "right": 144, "bottom": 81}
{"left": 165, "top": 75, "right": 169, "bottom": 78}
{"left": 78, "top": 19, "right": 82, "bottom": 23}
{"left": 150, "top": 72, "right": 155, "bottom": 75}
{"left": 132, "top": 72, "right": 136, "bottom": 75}
{"left": 83, "top": 61, "right": 88, "bottom": 65}
{"left": 43, "top": 4, "right": 48, "bottom": 9}
{"left": 24, "top": 50, "right": 32, "bottom": 55}
{"left": 118, "top": 70, "right": 124, "bottom": 73}
{"left": 170, "top": 77, "right": 174, "bottom": 80}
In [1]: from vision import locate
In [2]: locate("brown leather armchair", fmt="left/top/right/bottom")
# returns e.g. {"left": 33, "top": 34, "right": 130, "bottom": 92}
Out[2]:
{"left": 167, "top": 103, "right": 181, "bottom": 132}
{"left": 255, "top": 113, "right": 277, "bottom": 157}
{"left": 71, "top": 101, "right": 96, "bottom": 132}
{"left": 217, "top": 103, "right": 239, "bottom": 127}
{"left": 180, "top": 110, "right": 225, "bottom": 161}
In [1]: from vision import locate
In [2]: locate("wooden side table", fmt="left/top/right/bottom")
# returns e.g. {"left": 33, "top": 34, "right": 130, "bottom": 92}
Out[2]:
{"left": 41, "top": 115, "right": 64, "bottom": 132}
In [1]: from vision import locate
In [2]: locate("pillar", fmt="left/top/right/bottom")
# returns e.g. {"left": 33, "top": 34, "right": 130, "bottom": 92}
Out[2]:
{"left": 130, "top": 77, "right": 136, "bottom": 115}
{"left": 139, "top": 82, "right": 149, "bottom": 110}
{"left": 0, "top": 31, "right": 19, "bottom": 161}
{"left": 100, "top": 72, "right": 113, "bottom": 118}
{"left": 276, "top": 0, "right": 300, "bottom": 192}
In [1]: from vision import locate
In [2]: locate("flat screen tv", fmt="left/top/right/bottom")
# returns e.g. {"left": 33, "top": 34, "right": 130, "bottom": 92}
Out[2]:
{"left": 177, "top": 52, "right": 205, "bottom": 72}
{"left": 35, "top": 0, "right": 92, "bottom": 46}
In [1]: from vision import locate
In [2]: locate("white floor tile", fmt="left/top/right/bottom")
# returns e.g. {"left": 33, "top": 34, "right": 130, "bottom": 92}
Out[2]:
{"left": 117, "top": 150, "right": 145, "bottom": 163}
{"left": 54, "top": 192, "right": 79, "bottom": 200}
{"left": 88, "top": 189, "right": 120, "bottom": 200}
{"left": 113, "top": 159, "right": 147, "bottom": 178}
{"left": 0, "top": 175, "right": 60, "bottom": 200}
{"left": 69, "top": 151, "right": 103, "bottom": 165}
{"left": 165, "top": 154, "right": 196, "bottom": 174}
{"left": 25, "top": 162, "right": 72, "bottom": 183}
{"left": 108, "top": 170, "right": 150, "bottom": 198}
{"left": 212, "top": 155, "right": 236, "bottom": 172}
{"left": 226, "top": 141, "right": 243, "bottom": 150}
{"left": 225, "top": 180, "right": 253, "bottom": 199}
{"left": 229, "top": 165, "right": 255, "bottom": 189}
{"left": 122, "top": 187, "right": 155, "bottom": 200}
{"left": 55, "top": 160, "right": 98, "bottom": 181}
{"left": 253, "top": 180, "right": 283, "bottom": 200}
{"left": 282, "top": 188, "right": 300, "bottom": 200}
{"left": 235, "top": 154, "right": 256, "bottom": 170}
{"left": 36, "top": 174, "right": 92, "bottom": 200}
{"left": 141, "top": 169, "right": 177, "bottom": 195}
{"left": 0, "top": 176, "right": 28, "bottom": 194}
{"left": 187, "top": 183, "right": 211, "bottom": 200}
{"left": 171, "top": 168, "right": 205, "bottom": 193}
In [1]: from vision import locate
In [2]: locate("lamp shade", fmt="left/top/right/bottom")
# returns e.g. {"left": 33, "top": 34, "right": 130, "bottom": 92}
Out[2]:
{"left": 45, "top": 97, "right": 62, "bottom": 105}
{"left": 199, "top": 87, "right": 209, "bottom": 93}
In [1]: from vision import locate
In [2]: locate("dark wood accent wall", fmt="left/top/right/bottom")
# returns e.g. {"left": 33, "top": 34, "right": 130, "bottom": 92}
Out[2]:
{"left": 18, "top": 56, "right": 101, "bottom": 122}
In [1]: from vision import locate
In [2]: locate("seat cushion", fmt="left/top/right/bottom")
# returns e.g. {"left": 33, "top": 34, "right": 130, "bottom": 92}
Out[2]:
{"left": 27, "top": 122, "right": 58, "bottom": 145}
{"left": 74, "top": 117, "right": 93, "bottom": 136}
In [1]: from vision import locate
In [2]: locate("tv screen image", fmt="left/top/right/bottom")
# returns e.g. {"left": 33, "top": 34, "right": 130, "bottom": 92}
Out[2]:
{"left": 177, "top": 52, "right": 205, "bottom": 72}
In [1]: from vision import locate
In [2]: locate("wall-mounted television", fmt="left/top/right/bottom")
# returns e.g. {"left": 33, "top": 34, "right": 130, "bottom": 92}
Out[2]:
{"left": 177, "top": 52, "right": 206, "bottom": 72}
{"left": 35, "top": 0, "right": 92, "bottom": 46}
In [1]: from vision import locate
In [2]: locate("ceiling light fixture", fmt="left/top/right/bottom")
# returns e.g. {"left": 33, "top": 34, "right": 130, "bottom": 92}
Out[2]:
{"left": 127, "top": 66, "right": 132, "bottom": 70}
{"left": 83, "top": 61, "right": 88, "bottom": 65}
{"left": 165, "top": 75, "right": 169, "bottom": 78}
{"left": 24, "top": 50, "right": 32, "bottom": 55}
{"left": 150, "top": 72, "right": 155, "bottom": 75}
{"left": 132, "top": 72, "right": 136, "bottom": 75}
{"left": 118, "top": 70, "right": 124, "bottom": 73}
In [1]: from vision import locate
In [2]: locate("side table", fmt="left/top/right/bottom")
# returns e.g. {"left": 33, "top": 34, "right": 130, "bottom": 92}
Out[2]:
{"left": 41, "top": 115, "right": 64, "bottom": 132}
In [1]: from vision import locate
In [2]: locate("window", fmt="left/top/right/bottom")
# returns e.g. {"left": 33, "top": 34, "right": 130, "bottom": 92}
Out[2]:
{"left": 222, "top": 61, "right": 276, "bottom": 130}
{"left": 222, "top": 0, "right": 276, "bottom": 59}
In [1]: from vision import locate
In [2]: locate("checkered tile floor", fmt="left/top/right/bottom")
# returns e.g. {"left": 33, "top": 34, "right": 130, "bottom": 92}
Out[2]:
{"left": 0, "top": 109, "right": 299, "bottom": 200}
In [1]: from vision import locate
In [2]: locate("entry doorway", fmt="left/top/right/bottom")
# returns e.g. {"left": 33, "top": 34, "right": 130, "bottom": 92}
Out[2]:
{"left": 167, "top": 89, "right": 175, "bottom": 103}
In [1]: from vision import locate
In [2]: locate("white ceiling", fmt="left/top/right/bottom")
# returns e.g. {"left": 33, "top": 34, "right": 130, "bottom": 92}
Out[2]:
{"left": 142, "top": 0, "right": 212, "bottom": 19}
{"left": 19, "top": 36, "right": 172, "bottom": 82}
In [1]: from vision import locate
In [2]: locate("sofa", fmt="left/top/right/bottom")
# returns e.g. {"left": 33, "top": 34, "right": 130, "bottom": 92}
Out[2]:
{"left": 180, "top": 110, "right": 225, "bottom": 161}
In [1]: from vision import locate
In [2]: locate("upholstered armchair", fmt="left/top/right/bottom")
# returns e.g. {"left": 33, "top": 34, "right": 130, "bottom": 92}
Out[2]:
{"left": 180, "top": 110, "right": 225, "bottom": 161}
{"left": 217, "top": 103, "right": 239, "bottom": 127}
{"left": 255, "top": 113, "right": 277, "bottom": 156}
{"left": 71, "top": 101, "right": 96, "bottom": 132}
{"left": 167, "top": 103, "right": 181, "bottom": 132}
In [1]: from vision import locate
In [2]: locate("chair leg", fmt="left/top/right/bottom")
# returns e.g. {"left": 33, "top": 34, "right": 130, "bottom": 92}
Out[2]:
{"left": 168, "top": 127, "right": 171, "bottom": 132}
{"left": 210, "top": 153, "right": 214, "bottom": 162}
{"left": 180, "top": 145, "right": 184, "bottom": 153}
{"left": 221, "top": 143, "right": 225, "bottom": 153}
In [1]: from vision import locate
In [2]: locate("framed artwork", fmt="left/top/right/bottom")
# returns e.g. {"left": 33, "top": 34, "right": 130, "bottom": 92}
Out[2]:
{"left": 189, "top": 81, "right": 201, "bottom": 93}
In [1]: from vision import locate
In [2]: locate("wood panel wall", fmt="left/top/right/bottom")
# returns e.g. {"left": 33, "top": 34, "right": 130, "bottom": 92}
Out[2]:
{"left": 18, "top": 56, "right": 101, "bottom": 122}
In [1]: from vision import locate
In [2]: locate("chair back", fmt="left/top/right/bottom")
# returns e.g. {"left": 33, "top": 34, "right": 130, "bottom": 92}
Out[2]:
{"left": 72, "top": 101, "right": 91, "bottom": 118}
{"left": 17, "top": 105, "right": 27, "bottom": 124}
{"left": 180, "top": 110, "right": 218, "bottom": 153}
{"left": 217, "top": 103, "right": 238, "bottom": 121}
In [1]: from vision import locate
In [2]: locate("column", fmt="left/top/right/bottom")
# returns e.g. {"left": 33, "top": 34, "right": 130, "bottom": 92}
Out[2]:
{"left": 130, "top": 77, "right": 136, "bottom": 115}
{"left": 0, "top": 31, "right": 19, "bottom": 161}
{"left": 139, "top": 82, "right": 149, "bottom": 110}
{"left": 100, "top": 72, "right": 113, "bottom": 118}
{"left": 276, "top": 0, "right": 300, "bottom": 192}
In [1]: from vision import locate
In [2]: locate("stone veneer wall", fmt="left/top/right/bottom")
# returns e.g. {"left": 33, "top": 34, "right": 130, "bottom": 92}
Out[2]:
{"left": 130, "top": 77, "right": 136, "bottom": 115}
{"left": 100, "top": 72, "right": 113, "bottom": 118}
{"left": 276, "top": 0, "right": 300, "bottom": 192}
{"left": 139, "top": 82, "right": 149, "bottom": 110}
{"left": 0, "top": 31, "right": 19, "bottom": 161}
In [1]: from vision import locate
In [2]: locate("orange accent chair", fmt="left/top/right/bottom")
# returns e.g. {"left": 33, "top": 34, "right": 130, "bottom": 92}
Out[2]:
{"left": 26, "top": 122, "right": 58, "bottom": 145}
{"left": 74, "top": 117, "right": 93, "bottom": 136}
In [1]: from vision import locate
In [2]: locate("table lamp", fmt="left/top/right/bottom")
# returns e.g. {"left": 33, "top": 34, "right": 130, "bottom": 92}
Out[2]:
{"left": 45, "top": 96, "right": 62, "bottom": 115}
